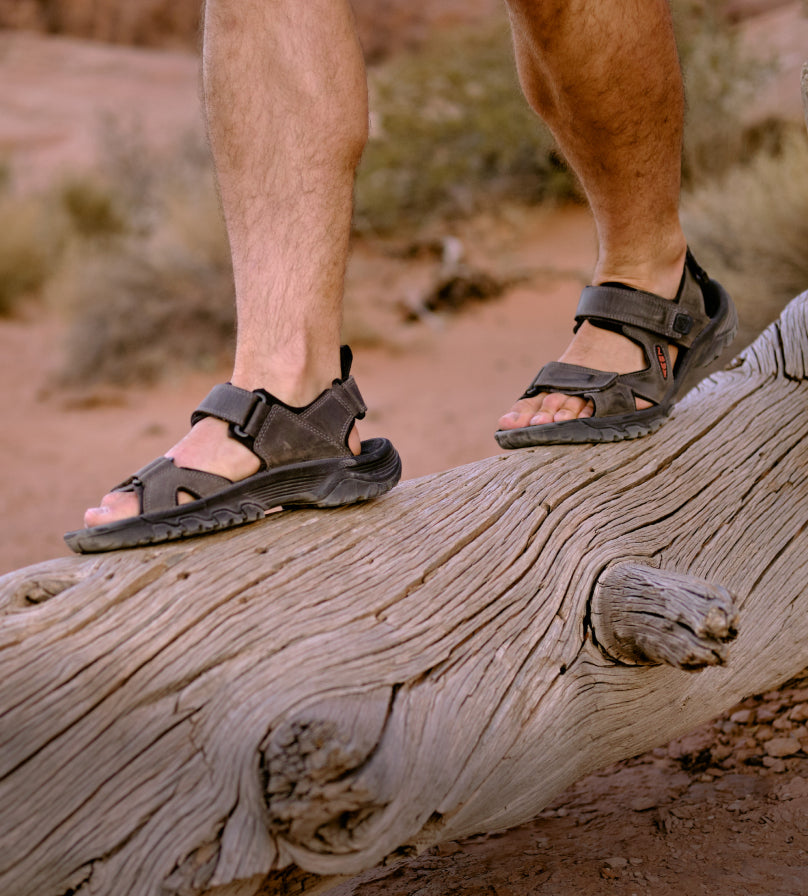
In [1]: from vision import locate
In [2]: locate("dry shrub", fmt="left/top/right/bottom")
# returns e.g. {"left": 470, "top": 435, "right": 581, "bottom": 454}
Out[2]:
{"left": 59, "top": 176, "right": 129, "bottom": 239}
{"left": 355, "top": 22, "right": 576, "bottom": 234}
{"left": 0, "top": 194, "right": 63, "bottom": 315}
{"left": 54, "top": 164, "right": 235, "bottom": 386}
{"left": 683, "top": 128, "right": 808, "bottom": 345}
{"left": 673, "top": 0, "right": 776, "bottom": 187}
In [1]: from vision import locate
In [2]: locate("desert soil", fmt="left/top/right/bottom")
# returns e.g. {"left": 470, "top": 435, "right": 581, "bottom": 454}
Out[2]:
{"left": 2, "top": 5, "right": 808, "bottom": 894}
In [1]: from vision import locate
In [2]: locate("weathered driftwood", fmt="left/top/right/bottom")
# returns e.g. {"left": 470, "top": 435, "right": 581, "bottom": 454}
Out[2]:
{"left": 590, "top": 562, "right": 739, "bottom": 670}
{"left": 2, "top": 288, "right": 808, "bottom": 896}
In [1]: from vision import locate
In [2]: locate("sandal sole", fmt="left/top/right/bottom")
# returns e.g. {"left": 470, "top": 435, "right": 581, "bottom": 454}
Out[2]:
{"left": 494, "top": 276, "right": 738, "bottom": 449}
{"left": 64, "top": 437, "right": 401, "bottom": 554}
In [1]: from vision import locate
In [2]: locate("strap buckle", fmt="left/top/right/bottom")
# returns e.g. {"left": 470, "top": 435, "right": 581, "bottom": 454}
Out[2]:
{"left": 233, "top": 390, "right": 271, "bottom": 440}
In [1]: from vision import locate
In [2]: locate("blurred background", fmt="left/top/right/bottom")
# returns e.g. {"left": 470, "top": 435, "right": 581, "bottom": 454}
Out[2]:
{"left": 0, "top": 0, "right": 807, "bottom": 571}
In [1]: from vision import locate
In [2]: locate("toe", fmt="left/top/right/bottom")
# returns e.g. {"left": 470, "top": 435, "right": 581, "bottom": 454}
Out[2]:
{"left": 499, "top": 392, "right": 596, "bottom": 430}
{"left": 529, "top": 394, "right": 593, "bottom": 425}
{"left": 498, "top": 394, "right": 553, "bottom": 430}
{"left": 84, "top": 490, "right": 139, "bottom": 528}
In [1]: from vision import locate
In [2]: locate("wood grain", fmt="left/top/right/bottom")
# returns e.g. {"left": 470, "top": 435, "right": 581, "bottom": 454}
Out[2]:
{"left": 2, "top": 292, "right": 808, "bottom": 896}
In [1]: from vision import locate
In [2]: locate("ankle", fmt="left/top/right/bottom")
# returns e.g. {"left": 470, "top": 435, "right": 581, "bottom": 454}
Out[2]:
{"left": 231, "top": 346, "right": 342, "bottom": 407}
{"left": 593, "top": 238, "right": 687, "bottom": 300}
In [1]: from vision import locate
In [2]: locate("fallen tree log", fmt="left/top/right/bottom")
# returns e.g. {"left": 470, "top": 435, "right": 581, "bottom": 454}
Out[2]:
{"left": 2, "top": 287, "right": 808, "bottom": 896}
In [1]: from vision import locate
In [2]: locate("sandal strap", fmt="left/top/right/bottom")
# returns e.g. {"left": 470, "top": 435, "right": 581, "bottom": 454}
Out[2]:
{"left": 191, "top": 344, "right": 367, "bottom": 468}
{"left": 575, "top": 285, "right": 696, "bottom": 342}
{"left": 113, "top": 457, "right": 233, "bottom": 514}
{"left": 574, "top": 251, "right": 711, "bottom": 349}
{"left": 523, "top": 361, "right": 638, "bottom": 416}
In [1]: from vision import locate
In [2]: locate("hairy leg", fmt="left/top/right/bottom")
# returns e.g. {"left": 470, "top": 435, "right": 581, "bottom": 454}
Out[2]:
{"left": 85, "top": 0, "right": 366, "bottom": 527}
{"left": 499, "top": 0, "right": 689, "bottom": 429}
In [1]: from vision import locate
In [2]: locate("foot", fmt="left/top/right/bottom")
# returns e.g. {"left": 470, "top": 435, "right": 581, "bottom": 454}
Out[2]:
{"left": 83, "top": 404, "right": 362, "bottom": 530}
{"left": 497, "top": 259, "right": 685, "bottom": 430}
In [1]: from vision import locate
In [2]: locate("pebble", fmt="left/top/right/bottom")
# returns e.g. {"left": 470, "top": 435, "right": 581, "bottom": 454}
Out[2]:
{"left": 762, "top": 757, "right": 787, "bottom": 773}
{"left": 756, "top": 705, "right": 781, "bottom": 723}
{"left": 765, "top": 737, "right": 802, "bottom": 758}
{"left": 754, "top": 726, "right": 775, "bottom": 742}
{"left": 776, "top": 775, "right": 808, "bottom": 800}
{"left": 789, "top": 704, "right": 808, "bottom": 722}
{"left": 629, "top": 796, "right": 659, "bottom": 812}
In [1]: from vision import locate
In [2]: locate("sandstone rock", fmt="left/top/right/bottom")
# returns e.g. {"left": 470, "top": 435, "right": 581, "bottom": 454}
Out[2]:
{"left": 765, "top": 737, "right": 803, "bottom": 758}
{"left": 789, "top": 703, "right": 808, "bottom": 722}
{"left": 773, "top": 715, "right": 794, "bottom": 729}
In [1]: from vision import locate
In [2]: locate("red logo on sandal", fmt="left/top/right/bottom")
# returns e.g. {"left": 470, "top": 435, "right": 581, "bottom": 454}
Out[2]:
{"left": 655, "top": 345, "right": 668, "bottom": 379}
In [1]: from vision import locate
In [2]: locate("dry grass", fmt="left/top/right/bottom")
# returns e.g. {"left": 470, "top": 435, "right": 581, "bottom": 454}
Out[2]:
{"left": 674, "top": 0, "right": 776, "bottom": 187}
{"left": 51, "top": 158, "right": 236, "bottom": 386}
{"left": 0, "top": 193, "right": 64, "bottom": 315}
{"left": 683, "top": 127, "right": 808, "bottom": 345}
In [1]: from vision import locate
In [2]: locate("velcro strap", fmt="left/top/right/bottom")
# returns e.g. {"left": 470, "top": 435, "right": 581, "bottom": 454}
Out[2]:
{"left": 523, "top": 362, "right": 618, "bottom": 397}
{"left": 191, "top": 383, "right": 271, "bottom": 437}
{"left": 332, "top": 375, "right": 367, "bottom": 419}
{"left": 576, "top": 285, "right": 694, "bottom": 341}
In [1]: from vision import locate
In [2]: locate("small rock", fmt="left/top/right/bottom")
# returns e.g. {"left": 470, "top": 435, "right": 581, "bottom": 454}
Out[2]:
{"left": 765, "top": 737, "right": 802, "bottom": 758}
{"left": 629, "top": 796, "right": 659, "bottom": 812}
{"left": 776, "top": 775, "right": 808, "bottom": 800}
{"left": 787, "top": 688, "right": 808, "bottom": 703}
{"left": 733, "top": 749, "right": 760, "bottom": 766}
{"left": 762, "top": 757, "right": 787, "bottom": 773}
{"left": 730, "top": 709, "right": 754, "bottom": 724}
{"left": 756, "top": 705, "right": 781, "bottom": 723}
{"left": 790, "top": 704, "right": 808, "bottom": 722}
{"left": 603, "top": 857, "right": 628, "bottom": 869}
{"left": 773, "top": 715, "right": 794, "bottom": 730}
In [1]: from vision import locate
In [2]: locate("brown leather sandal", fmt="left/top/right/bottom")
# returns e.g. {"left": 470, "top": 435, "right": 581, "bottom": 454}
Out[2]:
{"left": 495, "top": 250, "right": 738, "bottom": 447}
{"left": 64, "top": 347, "right": 401, "bottom": 553}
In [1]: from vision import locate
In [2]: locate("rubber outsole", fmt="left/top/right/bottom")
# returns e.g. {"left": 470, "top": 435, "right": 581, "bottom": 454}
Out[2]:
{"left": 64, "top": 437, "right": 402, "bottom": 554}
{"left": 494, "top": 276, "right": 738, "bottom": 449}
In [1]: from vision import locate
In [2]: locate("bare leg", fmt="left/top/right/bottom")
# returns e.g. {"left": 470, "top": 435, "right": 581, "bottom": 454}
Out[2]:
{"left": 84, "top": 0, "right": 366, "bottom": 527}
{"left": 498, "top": 0, "right": 689, "bottom": 430}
